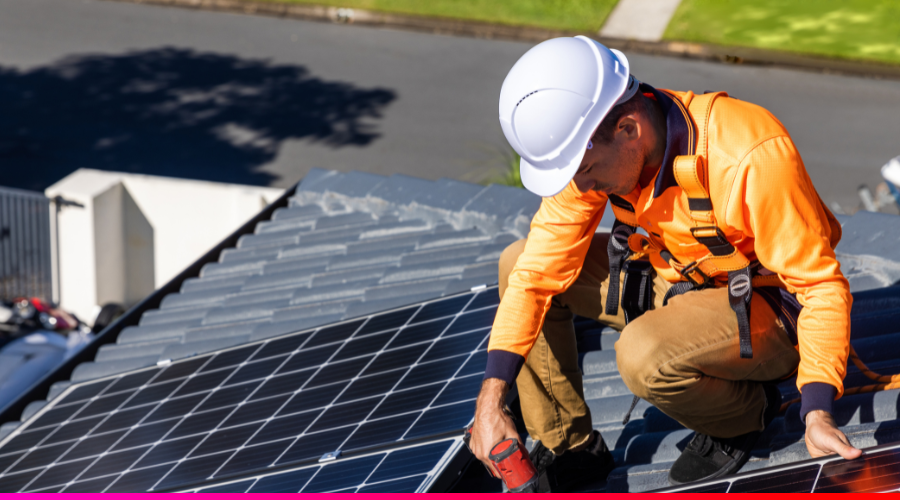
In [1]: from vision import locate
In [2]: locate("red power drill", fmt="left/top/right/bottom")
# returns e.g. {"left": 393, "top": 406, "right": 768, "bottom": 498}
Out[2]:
{"left": 464, "top": 409, "right": 539, "bottom": 493}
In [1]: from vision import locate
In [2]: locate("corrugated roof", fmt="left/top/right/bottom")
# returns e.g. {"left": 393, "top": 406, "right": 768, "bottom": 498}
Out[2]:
{"left": 0, "top": 169, "right": 542, "bottom": 437}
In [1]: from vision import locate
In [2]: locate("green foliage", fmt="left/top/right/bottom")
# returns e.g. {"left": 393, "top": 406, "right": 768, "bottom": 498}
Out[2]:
{"left": 487, "top": 148, "right": 524, "bottom": 189}
{"left": 665, "top": 0, "right": 900, "bottom": 65}
{"left": 257, "top": 0, "right": 619, "bottom": 32}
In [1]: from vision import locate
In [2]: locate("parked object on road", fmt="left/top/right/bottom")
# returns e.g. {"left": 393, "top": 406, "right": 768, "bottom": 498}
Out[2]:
{"left": 0, "top": 298, "right": 94, "bottom": 408}
{"left": 881, "top": 155, "right": 900, "bottom": 209}
{"left": 852, "top": 155, "right": 900, "bottom": 214}
{"left": 1, "top": 297, "right": 79, "bottom": 338}
{"left": 92, "top": 303, "right": 125, "bottom": 334}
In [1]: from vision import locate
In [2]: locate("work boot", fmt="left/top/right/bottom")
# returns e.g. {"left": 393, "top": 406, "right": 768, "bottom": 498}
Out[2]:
{"left": 667, "top": 384, "right": 782, "bottom": 485}
{"left": 529, "top": 430, "right": 616, "bottom": 492}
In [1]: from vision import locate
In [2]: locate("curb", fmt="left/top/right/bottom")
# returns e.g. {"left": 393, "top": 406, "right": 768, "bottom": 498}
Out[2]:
{"left": 117, "top": 0, "right": 900, "bottom": 80}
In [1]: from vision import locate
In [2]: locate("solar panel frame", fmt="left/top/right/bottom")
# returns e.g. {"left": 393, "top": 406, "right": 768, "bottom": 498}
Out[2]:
{"left": 0, "top": 287, "right": 499, "bottom": 493}
{"left": 658, "top": 441, "right": 900, "bottom": 493}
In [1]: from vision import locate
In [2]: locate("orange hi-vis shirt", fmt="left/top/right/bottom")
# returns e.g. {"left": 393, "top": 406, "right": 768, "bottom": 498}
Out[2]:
{"left": 484, "top": 85, "right": 852, "bottom": 414}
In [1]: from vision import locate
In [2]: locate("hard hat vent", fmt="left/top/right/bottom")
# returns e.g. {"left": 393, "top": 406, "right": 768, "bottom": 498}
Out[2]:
{"left": 513, "top": 89, "right": 591, "bottom": 158}
{"left": 516, "top": 90, "right": 539, "bottom": 108}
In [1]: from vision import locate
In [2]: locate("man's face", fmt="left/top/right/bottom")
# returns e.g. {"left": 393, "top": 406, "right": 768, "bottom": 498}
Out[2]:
{"left": 572, "top": 126, "right": 644, "bottom": 196}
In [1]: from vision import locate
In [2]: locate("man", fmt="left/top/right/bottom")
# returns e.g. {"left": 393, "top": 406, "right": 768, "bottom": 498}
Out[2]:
{"left": 469, "top": 36, "right": 861, "bottom": 491}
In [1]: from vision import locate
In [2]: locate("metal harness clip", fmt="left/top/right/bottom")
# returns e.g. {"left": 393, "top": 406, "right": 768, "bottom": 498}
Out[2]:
{"left": 679, "top": 260, "right": 711, "bottom": 287}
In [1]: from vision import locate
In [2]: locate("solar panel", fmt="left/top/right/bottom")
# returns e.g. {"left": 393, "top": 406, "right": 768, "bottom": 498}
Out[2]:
{"left": 659, "top": 442, "right": 900, "bottom": 493}
{"left": 0, "top": 287, "right": 499, "bottom": 492}
{"left": 185, "top": 437, "right": 463, "bottom": 493}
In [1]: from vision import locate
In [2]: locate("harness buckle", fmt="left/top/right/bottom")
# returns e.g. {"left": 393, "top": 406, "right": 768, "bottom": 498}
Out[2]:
{"left": 690, "top": 226, "right": 728, "bottom": 244}
{"left": 679, "top": 260, "right": 711, "bottom": 287}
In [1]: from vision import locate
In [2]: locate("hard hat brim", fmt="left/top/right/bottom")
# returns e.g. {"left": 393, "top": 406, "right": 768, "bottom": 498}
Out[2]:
{"left": 520, "top": 148, "right": 585, "bottom": 198}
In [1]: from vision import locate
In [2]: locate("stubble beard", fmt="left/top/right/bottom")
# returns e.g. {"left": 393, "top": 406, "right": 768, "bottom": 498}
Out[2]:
{"left": 611, "top": 146, "right": 645, "bottom": 196}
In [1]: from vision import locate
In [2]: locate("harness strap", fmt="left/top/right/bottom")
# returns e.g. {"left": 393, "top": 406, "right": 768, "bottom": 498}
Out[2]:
{"left": 728, "top": 267, "right": 754, "bottom": 359}
{"left": 606, "top": 195, "right": 653, "bottom": 426}
{"left": 663, "top": 280, "right": 696, "bottom": 306}
{"left": 621, "top": 259, "right": 654, "bottom": 324}
{"left": 673, "top": 155, "right": 714, "bottom": 225}
{"left": 605, "top": 195, "right": 639, "bottom": 316}
{"left": 609, "top": 200, "right": 640, "bottom": 227}
{"left": 674, "top": 91, "right": 754, "bottom": 359}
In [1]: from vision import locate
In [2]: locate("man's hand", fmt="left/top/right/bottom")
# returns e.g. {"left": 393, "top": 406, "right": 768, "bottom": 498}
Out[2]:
{"left": 805, "top": 410, "right": 862, "bottom": 460}
{"left": 470, "top": 378, "right": 521, "bottom": 476}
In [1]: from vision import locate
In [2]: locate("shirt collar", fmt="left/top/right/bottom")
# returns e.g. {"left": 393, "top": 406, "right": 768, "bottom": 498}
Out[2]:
{"left": 640, "top": 83, "right": 696, "bottom": 198}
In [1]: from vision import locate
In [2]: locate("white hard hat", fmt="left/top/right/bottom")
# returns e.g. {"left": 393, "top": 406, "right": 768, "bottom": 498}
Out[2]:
{"left": 499, "top": 36, "right": 636, "bottom": 197}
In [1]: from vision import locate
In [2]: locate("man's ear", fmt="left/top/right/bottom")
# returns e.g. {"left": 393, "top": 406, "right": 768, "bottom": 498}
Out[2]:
{"left": 615, "top": 115, "right": 641, "bottom": 142}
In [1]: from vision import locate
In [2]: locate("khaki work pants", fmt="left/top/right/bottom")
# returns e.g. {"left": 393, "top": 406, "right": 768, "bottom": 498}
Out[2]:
{"left": 499, "top": 234, "right": 800, "bottom": 455}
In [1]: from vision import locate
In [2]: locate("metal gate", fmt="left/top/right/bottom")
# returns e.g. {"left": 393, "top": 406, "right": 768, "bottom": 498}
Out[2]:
{"left": 0, "top": 187, "right": 53, "bottom": 302}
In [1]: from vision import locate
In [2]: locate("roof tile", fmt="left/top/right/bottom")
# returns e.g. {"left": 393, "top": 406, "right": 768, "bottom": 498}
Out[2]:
{"left": 320, "top": 171, "right": 387, "bottom": 198}
{"left": 412, "top": 178, "right": 487, "bottom": 211}
{"left": 138, "top": 307, "right": 211, "bottom": 326}
{"left": 270, "top": 203, "right": 324, "bottom": 222}
{"left": 368, "top": 174, "right": 435, "bottom": 205}
{"left": 183, "top": 321, "right": 264, "bottom": 343}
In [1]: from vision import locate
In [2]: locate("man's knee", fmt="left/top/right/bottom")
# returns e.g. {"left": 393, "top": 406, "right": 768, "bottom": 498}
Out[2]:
{"left": 615, "top": 321, "right": 664, "bottom": 399}
{"left": 499, "top": 238, "right": 527, "bottom": 299}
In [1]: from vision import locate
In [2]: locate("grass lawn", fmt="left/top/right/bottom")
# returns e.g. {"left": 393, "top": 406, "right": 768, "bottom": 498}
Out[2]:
{"left": 665, "top": 0, "right": 900, "bottom": 65}
{"left": 253, "top": 0, "right": 619, "bottom": 33}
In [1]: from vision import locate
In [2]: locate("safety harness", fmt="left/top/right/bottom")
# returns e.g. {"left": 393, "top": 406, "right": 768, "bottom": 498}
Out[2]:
{"left": 606, "top": 91, "right": 898, "bottom": 423}
{"left": 606, "top": 92, "right": 758, "bottom": 424}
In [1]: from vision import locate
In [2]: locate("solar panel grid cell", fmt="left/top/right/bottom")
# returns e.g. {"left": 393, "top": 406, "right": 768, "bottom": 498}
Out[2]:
{"left": 0, "top": 290, "right": 497, "bottom": 492}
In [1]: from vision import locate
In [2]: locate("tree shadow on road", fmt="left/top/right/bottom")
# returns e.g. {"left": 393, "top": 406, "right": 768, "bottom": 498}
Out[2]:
{"left": 0, "top": 48, "right": 396, "bottom": 191}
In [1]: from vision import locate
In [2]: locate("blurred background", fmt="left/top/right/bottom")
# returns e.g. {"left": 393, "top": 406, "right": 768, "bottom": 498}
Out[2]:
{"left": 2, "top": 0, "right": 899, "bottom": 205}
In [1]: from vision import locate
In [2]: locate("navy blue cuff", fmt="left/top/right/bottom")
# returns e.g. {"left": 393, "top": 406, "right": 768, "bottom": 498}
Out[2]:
{"left": 483, "top": 350, "right": 525, "bottom": 386}
{"left": 799, "top": 383, "right": 837, "bottom": 425}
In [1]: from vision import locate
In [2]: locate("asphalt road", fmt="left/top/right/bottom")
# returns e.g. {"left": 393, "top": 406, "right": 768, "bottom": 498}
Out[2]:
{"left": 2, "top": 0, "right": 899, "bottom": 211}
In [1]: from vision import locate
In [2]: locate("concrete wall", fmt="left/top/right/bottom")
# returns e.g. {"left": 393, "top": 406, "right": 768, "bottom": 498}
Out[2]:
{"left": 93, "top": 182, "right": 156, "bottom": 308}
{"left": 46, "top": 169, "right": 283, "bottom": 324}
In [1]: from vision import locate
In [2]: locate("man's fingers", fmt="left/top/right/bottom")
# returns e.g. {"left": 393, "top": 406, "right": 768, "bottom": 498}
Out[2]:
{"left": 473, "top": 413, "right": 521, "bottom": 478}
{"left": 811, "top": 428, "right": 862, "bottom": 460}
{"left": 482, "top": 459, "right": 501, "bottom": 478}
{"left": 805, "top": 412, "right": 863, "bottom": 461}
{"left": 828, "top": 431, "right": 862, "bottom": 460}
